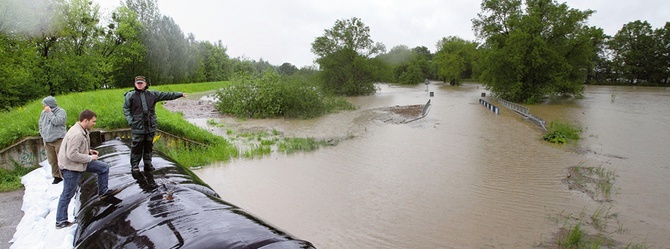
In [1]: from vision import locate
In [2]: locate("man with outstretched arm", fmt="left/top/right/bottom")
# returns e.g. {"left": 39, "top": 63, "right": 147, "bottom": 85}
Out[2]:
{"left": 123, "top": 76, "right": 186, "bottom": 175}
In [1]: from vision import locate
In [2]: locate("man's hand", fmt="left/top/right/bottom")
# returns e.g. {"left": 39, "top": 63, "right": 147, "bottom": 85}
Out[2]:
{"left": 90, "top": 150, "right": 99, "bottom": 160}
{"left": 44, "top": 105, "right": 51, "bottom": 112}
{"left": 182, "top": 93, "right": 188, "bottom": 98}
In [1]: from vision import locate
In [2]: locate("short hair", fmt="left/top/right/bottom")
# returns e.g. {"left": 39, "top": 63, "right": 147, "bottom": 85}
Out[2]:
{"left": 79, "top": 109, "right": 97, "bottom": 122}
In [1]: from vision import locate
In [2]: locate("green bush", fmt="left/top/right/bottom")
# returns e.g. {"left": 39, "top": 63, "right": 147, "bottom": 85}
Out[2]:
{"left": 543, "top": 121, "right": 581, "bottom": 144}
{"left": 215, "top": 70, "right": 354, "bottom": 119}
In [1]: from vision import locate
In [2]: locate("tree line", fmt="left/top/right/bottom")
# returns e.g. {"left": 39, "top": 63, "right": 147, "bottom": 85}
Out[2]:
{"left": 0, "top": 0, "right": 288, "bottom": 110}
{"left": 312, "top": 0, "right": 670, "bottom": 103}
{"left": 2, "top": 0, "right": 669, "bottom": 111}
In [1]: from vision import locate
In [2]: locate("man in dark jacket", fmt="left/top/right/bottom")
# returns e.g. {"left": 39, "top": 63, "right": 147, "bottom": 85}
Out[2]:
{"left": 123, "top": 76, "right": 186, "bottom": 174}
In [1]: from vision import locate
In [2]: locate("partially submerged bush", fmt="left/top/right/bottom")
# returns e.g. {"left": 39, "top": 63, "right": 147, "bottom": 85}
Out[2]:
{"left": 543, "top": 121, "right": 581, "bottom": 144}
{"left": 215, "top": 70, "right": 354, "bottom": 119}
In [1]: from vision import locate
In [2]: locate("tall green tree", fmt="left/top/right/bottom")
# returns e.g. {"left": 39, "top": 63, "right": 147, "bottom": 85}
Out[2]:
{"left": 148, "top": 16, "right": 190, "bottom": 84}
{"left": 28, "top": 0, "right": 67, "bottom": 96}
{"left": 191, "top": 40, "right": 230, "bottom": 82}
{"left": 376, "top": 45, "right": 425, "bottom": 84}
{"left": 472, "top": 0, "right": 595, "bottom": 103}
{"left": 278, "top": 62, "right": 298, "bottom": 75}
{"left": 609, "top": 21, "right": 662, "bottom": 85}
{"left": 53, "top": 0, "right": 104, "bottom": 92}
{"left": 584, "top": 27, "right": 610, "bottom": 84}
{"left": 123, "top": 0, "right": 160, "bottom": 83}
{"left": 311, "top": 17, "right": 385, "bottom": 95}
{"left": 434, "top": 36, "right": 479, "bottom": 85}
{"left": 0, "top": 0, "right": 45, "bottom": 109}
{"left": 654, "top": 22, "right": 670, "bottom": 85}
{"left": 413, "top": 46, "right": 437, "bottom": 79}
{"left": 0, "top": 33, "right": 43, "bottom": 110}
{"left": 99, "top": 6, "right": 146, "bottom": 87}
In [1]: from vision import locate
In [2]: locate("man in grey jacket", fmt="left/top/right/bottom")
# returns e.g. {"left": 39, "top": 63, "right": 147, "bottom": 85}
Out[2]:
{"left": 38, "top": 96, "right": 67, "bottom": 184}
{"left": 55, "top": 109, "right": 120, "bottom": 229}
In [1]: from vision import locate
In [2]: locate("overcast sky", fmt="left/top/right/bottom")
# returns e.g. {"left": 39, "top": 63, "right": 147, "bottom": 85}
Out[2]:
{"left": 94, "top": 0, "right": 669, "bottom": 68}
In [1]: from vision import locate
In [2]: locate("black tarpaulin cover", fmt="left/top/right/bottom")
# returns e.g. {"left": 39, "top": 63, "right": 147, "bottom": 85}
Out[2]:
{"left": 73, "top": 140, "right": 314, "bottom": 249}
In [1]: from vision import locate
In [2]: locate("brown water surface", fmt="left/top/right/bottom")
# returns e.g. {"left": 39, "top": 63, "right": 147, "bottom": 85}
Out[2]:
{"left": 192, "top": 83, "right": 670, "bottom": 248}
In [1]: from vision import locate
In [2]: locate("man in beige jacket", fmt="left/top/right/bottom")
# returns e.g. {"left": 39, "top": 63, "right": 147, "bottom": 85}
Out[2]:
{"left": 55, "top": 109, "right": 120, "bottom": 229}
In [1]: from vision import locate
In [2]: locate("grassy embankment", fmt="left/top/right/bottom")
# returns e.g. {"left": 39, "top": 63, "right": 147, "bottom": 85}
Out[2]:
{"left": 0, "top": 78, "right": 352, "bottom": 191}
{"left": 2, "top": 78, "right": 356, "bottom": 191}
{"left": 0, "top": 82, "right": 236, "bottom": 191}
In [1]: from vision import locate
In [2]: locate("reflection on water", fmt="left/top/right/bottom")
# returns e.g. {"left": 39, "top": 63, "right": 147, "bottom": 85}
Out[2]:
{"left": 194, "top": 83, "right": 670, "bottom": 248}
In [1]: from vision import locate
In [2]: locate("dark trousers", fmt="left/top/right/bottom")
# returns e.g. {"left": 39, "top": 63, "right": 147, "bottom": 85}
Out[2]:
{"left": 131, "top": 132, "right": 154, "bottom": 168}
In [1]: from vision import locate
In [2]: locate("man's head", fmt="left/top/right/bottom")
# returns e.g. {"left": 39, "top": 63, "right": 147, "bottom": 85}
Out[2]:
{"left": 42, "top": 96, "right": 57, "bottom": 108}
{"left": 134, "top": 76, "right": 147, "bottom": 90}
{"left": 78, "top": 109, "right": 97, "bottom": 130}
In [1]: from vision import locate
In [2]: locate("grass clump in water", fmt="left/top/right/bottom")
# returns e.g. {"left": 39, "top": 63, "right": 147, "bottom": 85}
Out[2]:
{"left": 564, "top": 162, "right": 617, "bottom": 202}
{"left": 546, "top": 206, "right": 650, "bottom": 249}
{"left": 543, "top": 121, "right": 581, "bottom": 144}
{"left": 278, "top": 137, "right": 337, "bottom": 154}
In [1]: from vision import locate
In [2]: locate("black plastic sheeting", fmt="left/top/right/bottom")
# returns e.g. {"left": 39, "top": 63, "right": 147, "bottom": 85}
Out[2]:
{"left": 73, "top": 139, "right": 314, "bottom": 249}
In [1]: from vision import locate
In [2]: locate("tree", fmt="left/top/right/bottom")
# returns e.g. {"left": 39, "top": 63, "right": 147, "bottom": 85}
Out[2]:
{"left": 0, "top": 33, "right": 43, "bottom": 110}
{"left": 99, "top": 6, "right": 146, "bottom": 87}
{"left": 584, "top": 27, "right": 610, "bottom": 84}
{"left": 278, "top": 62, "right": 298, "bottom": 75}
{"left": 54, "top": 0, "right": 104, "bottom": 92}
{"left": 191, "top": 40, "right": 230, "bottom": 82}
{"left": 654, "top": 22, "right": 670, "bottom": 85}
{"left": 472, "top": 0, "right": 595, "bottom": 103}
{"left": 609, "top": 20, "right": 656, "bottom": 84}
{"left": 376, "top": 45, "right": 425, "bottom": 84}
{"left": 433, "top": 36, "right": 479, "bottom": 85}
{"left": 311, "top": 17, "right": 385, "bottom": 95}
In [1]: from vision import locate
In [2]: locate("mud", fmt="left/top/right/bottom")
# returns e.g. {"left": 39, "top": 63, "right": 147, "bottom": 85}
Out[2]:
{"left": 162, "top": 97, "right": 427, "bottom": 126}
{"left": 162, "top": 98, "right": 221, "bottom": 119}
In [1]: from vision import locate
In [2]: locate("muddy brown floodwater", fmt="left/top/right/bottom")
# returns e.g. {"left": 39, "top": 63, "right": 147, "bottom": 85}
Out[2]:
{"left": 165, "top": 83, "right": 670, "bottom": 248}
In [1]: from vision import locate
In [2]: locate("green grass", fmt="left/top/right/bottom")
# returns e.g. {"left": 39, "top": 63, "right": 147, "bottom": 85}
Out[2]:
{"left": 1, "top": 82, "right": 237, "bottom": 169}
{"left": 205, "top": 119, "right": 344, "bottom": 158}
{"left": 278, "top": 137, "right": 337, "bottom": 154}
{"left": 0, "top": 163, "right": 38, "bottom": 191}
{"left": 0, "top": 81, "right": 232, "bottom": 148}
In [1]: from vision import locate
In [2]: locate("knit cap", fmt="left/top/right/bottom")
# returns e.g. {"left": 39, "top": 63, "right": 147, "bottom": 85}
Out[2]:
{"left": 42, "top": 96, "right": 57, "bottom": 108}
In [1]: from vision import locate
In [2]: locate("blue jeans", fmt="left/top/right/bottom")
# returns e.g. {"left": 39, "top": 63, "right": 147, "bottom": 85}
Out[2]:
{"left": 56, "top": 160, "right": 110, "bottom": 223}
